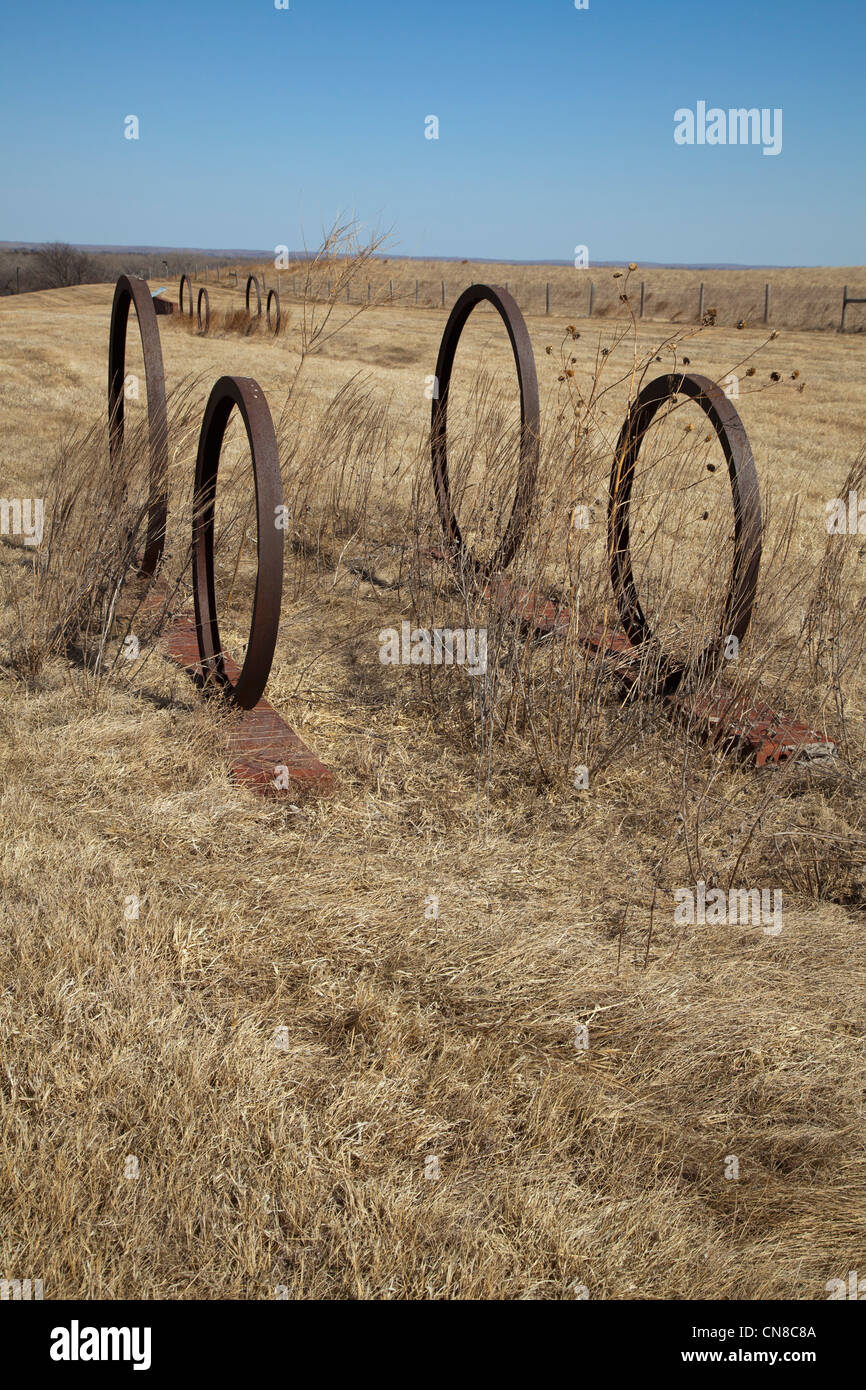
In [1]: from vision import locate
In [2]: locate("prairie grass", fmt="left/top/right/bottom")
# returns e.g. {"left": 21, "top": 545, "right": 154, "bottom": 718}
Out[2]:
{"left": 0, "top": 256, "right": 864, "bottom": 1300}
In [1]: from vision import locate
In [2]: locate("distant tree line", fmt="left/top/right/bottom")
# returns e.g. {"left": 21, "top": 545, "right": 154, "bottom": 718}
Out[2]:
{"left": 0, "top": 243, "right": 106, "bottom": 295}
{"left": 0, "top": 243, "right": 197, "bottom": 296}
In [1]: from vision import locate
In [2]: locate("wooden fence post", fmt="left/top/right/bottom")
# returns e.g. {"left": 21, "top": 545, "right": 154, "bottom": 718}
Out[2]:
{"left": 588, "top": 281, "right": 594, "bottom": 317}
{"left": 441, "top": 280, "right": 446, "bottom": 306}
{"left": 698, "top": 282, "right": 705, "bottom": 322}
{"left": 764, "top": 282, "right": 770, "bottom": 324}
{"left": 839, "top": 287, "right": 866, "bottom": 331}
{"left": 640, "top": 281, "right": 646, "bottom": 318}
{"left": 545, "top": 282, "right": 550, "bottom": 314}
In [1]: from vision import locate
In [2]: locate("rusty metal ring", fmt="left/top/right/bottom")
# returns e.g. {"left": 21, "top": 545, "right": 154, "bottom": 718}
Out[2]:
{"left": 245, "top": 274, "right": 262, "bottom": 318}
{"left": 266, "top": 289, "right": 281, "bottom": 334}
{"left": 431, "top": 283, "right": 540, "bottom": 576}
{"left": 108, "top": 274, "right": 169, "bottom": 578}
{"left": 192, "top": 376, "right": 284, "bottom": 710}
{"left": 608, "top": 372, "right": 762, "bottom": 693}
{"left": 197, "top": 287, "right": 210, "bottom": 333}
{"left": 179, "top": 274, "right": 194, "bottom": 316}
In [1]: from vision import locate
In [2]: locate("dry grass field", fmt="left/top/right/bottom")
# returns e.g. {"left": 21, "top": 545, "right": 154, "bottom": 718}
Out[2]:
{"left": 206, "top": 254, "right": 866, "bottom": 332}
{"left": 1, "top": 255, "right": 864, "bottom": 1300}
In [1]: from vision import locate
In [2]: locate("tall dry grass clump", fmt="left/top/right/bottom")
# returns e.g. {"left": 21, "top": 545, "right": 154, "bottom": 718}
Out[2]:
{"left": 0, "top": 381, "right": 205, "bottom": 693}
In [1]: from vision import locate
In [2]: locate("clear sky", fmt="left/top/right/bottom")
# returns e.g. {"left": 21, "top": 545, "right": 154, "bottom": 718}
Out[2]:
{"left": 1, "top": 0, "right": 863, "bottom": 264}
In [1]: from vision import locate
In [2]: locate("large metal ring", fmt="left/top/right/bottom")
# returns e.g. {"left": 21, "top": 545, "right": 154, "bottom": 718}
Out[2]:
{"left": 192, "top": 376, "right": 284, "bottom": 710}
{"left": 608, "top": 372, "right": 763, "bottom": 692}
{"left": 245, "top": 274, "right": 262, "bottom": 318}
{"left": 108, "top": 274, "right": 169, "bottom": 578}
{"left": 197, "top": 287, "right": 210, "bottom": 333}
{"left": 266, "top": 288, "right": 281, "bottom": 334}
{"left": 431, "top": 283, "right": 540, "bottom": 576}
{"left": 179, "top": 274, "right": 194, "bottom": 316}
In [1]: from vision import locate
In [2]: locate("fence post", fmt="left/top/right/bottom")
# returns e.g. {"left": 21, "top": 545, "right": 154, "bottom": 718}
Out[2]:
{"left": 389, "top": 279, "right": 393, "bottom": 301}
{"left": 764, "top": 282, "right": 770, "bottom": 325}
{"left": 441, "top": 280, "right": 445, "bottom": 306}
{"left": 841, "top": 286, "right": 848, "bottom": 331}
{"left": 640, "top": 281, "right": 646, "bottom": 318}
{"left": 367, "top": 281, "right": 371, "bottom": 303}
{"left": 698, "top": 282, "right": 705, "bottom": 322}
{"left": 588, "top": 281, "right": 594, "bottom": 317}
{"left": 545, "top": 282, "right": 550, "bottom": 314}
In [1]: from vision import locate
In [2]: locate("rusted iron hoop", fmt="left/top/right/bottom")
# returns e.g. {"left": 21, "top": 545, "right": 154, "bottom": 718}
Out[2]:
{"left": 192, "top": 376, "right": 284, "bottom": 710}
{"left": 197, "top": 287, "right": 210, "bottom": 333}
{"left": 266, "top": 288, "right": 281, "bottom": 334}
{"left": 108, "top": 274, "right": 169, "bottom": 578}
{"left": 608, "top": 372, "right": 763, "bottom": 692}
{"left": 431, "top": 284, "right": 540, "bottom": 576}
{"left": 245, "top": 274, "right": 262, "bottom": 318}
{"left": 179, "top": 274, "right": 194, "bottom": 316}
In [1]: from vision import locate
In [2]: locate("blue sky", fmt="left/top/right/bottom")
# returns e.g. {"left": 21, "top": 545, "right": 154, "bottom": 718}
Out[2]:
{"left": 1, "top": 0, "right": 863, "bottom": 264}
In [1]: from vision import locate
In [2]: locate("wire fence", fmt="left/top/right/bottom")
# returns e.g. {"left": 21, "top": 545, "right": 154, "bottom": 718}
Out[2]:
{"left": 152, "top": 262, "right": 866, "bottom": 333}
